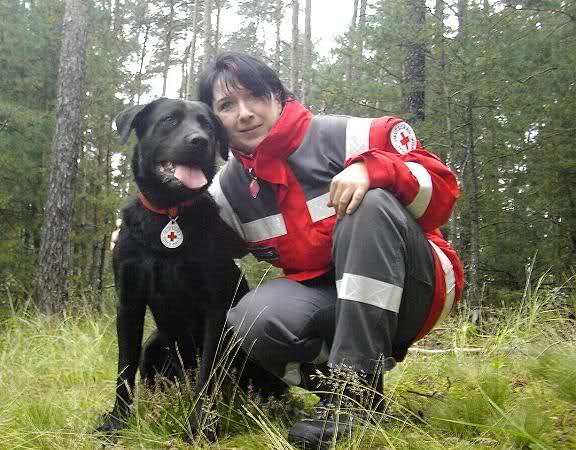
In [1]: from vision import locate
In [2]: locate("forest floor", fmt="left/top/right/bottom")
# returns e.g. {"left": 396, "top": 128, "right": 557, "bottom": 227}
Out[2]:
{"left": 1, "top": 281, "right": 575, "bottom": 450}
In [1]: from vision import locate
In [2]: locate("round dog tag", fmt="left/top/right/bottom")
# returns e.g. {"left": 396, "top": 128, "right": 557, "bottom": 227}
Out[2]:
{"left": 161, "top": 220, "right": 184, "bottom": 248}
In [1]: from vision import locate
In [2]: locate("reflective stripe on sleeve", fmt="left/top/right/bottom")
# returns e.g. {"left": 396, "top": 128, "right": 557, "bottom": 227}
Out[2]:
{"left": 345, "top": 117, "right": 374, "bottom": 159}
{"left": 429, "top": 241, "right": 456, "bottom": 322}
{"left": 404, "top": 162, "right": 433, "bottom": 219}
{"left": 243, "top": 214, "right": 287, "bottom": 242}
{"left": 307, "top": 192, "right": 336, "bottom": 222}
{"left": 336, "top": 273, "right": 403, "bottom": 313}
{"left": 208, "top": 170, "right": 247, "bottom": 240}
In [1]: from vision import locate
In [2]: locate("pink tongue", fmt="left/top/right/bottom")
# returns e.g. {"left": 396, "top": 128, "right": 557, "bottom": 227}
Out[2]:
{"left": 174, "top": 165, "right": 207, "bottom": 189}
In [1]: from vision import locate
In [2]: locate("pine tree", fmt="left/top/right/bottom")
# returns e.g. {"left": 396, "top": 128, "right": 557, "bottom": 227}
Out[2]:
{"left": 36, "top": 0, "right": 89, "bottom": 313}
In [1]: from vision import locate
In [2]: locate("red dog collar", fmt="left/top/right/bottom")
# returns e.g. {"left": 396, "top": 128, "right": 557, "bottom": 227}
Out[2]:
{"left": 138, "top": 193, "right": 195, "bottom": 218}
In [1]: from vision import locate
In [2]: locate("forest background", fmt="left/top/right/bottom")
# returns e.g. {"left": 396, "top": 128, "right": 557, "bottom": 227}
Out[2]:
{"left": 1, "top": 0, "right": 576, "bottom": 448}
{"left": 2, "top": 0, "right": 575, "bottom": 311}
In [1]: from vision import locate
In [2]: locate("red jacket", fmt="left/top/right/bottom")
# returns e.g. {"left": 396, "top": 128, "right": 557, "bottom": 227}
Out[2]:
{"left": 210, "top": 100, "right": 464, "bottom": 335}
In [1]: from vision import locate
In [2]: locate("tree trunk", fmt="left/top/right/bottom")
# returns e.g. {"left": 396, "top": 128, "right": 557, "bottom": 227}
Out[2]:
{"left": 180, "top": 42, "right": 191, "bottom": 98}
{"left": 404, "top": 0, "right": 426, "bottom": 121}
{"left": 214, "top": 0, "right": 222, "bottom": 54}
{"left": 457, "top": 0, "right": 482, "bottom": 322}
{"left": 161, "top": 0, "right": 175, "bottom": 97}
{"left": 185, "top": 0, "right": 200, "bottom": 100}
{"left": 35, "top": 0, "right": 88, "bottom": 314}
{"left": 274, "top": 0, "right": 282, "bottom": 72}
{"left": 135, "top": 21, "right": 150, "bottom": 105}
{"left": 346, "top": 0, "right": 359, "bottom": 83}
{"left": 202, "top": 0, "right": 214, "bottom": 71}
{"left": 464, "top": 94, "right": 481, "bottom": 322}
{"left": 435, "top": 0, "right": 452, "bottom": 163}
{"left": 300, "top": 0, "right": 312, "bottom": 105}
{"left": 358, "top": 0, "right": 367, "bottom": 57}
{"left": 290, "top": 0, "right": 300, "bottom": 96}
{"left": 435, "top": 0, "right": 458, "bottom": 242}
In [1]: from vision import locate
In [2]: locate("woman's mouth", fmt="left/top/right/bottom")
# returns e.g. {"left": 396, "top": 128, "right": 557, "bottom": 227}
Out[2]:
{"left": 239, "top": 125, "right": 261, "bottom": 133}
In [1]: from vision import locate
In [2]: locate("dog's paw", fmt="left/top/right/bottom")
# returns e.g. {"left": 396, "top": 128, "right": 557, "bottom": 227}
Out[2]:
{"left": 96, "top": 411, "right": 126, "bottom": 434}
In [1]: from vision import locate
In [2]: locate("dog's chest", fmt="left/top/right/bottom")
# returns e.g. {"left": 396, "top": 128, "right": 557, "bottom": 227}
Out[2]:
{"left": 118, "top": 205, "right": 229, "bottom": 298}
{"left": 152, "top": 255, "right": 208, "bottom": 293}
{"left": 123, "top": 201, "right": 220, "bottom": 254}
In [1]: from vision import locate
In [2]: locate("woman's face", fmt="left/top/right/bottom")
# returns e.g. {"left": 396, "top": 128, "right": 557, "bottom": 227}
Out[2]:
{"left": 212, "top": 80, "right": 282, "bottom": 154}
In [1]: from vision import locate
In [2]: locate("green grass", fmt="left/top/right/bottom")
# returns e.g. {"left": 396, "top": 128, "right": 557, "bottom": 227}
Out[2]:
{"left": 0, "top": 283, "right": 575, "bottom": 449}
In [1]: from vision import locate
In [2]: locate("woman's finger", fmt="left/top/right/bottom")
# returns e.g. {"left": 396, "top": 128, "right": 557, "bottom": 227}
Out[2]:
{"left": 328, "top": 177, "right": 339, "bottom": 207}
{"left": 346, "top": 187, "right": 368, "bottom": 215}
{"left": 337, "top": 187, "right": 354, "bottom": 219}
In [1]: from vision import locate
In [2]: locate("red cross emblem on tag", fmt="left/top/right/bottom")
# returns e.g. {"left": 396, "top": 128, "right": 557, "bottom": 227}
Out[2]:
{"left": 160, "top": 220, "right": 184, "bottom": 248}
{"left": 390, "top": 122, "right": 417, "bottom": 154}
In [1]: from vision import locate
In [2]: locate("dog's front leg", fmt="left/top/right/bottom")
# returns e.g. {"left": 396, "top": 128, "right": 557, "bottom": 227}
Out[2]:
{"left": 97, "top": 299, "right": 146, "bottom": 433}
{"left": 185, "top": 306, "right": 227, "bottom": 442}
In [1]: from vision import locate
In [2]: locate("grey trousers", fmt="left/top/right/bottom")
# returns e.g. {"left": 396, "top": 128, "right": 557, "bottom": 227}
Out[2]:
{"left": 227, "top": 189, "right": 435, "bottom": 384}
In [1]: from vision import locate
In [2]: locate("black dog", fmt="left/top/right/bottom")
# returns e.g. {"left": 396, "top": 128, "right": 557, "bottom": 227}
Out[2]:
{"left": 97, "top": 98, "right": 284, "bottom": 439}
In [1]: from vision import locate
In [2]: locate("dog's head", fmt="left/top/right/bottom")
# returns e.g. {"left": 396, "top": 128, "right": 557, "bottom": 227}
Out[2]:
{"left": 115, "top": 98, "right": 229, "bottom": 208}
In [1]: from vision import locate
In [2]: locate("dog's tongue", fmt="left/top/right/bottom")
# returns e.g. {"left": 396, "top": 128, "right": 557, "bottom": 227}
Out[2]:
{"left": 174, "top": 165, "right": 207, "bottom": 189}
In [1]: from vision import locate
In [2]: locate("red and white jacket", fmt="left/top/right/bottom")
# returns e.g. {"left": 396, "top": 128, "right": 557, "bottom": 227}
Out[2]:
{"left": 210, "top": 99, "right": 464, "bottom": 338}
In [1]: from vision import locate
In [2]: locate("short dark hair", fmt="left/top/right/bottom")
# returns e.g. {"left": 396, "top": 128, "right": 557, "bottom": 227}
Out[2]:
{"left": 197, "top": 52, "right": 290, "bottom": 107}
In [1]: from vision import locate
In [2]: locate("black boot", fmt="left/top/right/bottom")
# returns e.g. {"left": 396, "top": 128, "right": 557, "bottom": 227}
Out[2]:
{"left": 287, "top": 395, "right": 355, "bottom": 449}
{"left": 287, "top": 368, "right": 376, "bottom": 449}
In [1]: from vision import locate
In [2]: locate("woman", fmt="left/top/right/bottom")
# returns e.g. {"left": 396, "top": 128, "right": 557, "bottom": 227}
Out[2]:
{"left": 200, "top": 52, "right": 463, "bottom": 448}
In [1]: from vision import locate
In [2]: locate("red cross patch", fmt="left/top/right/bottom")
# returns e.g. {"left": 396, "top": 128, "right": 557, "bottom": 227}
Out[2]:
{"left": 390, "top": 122, "right": 417, "bottom": 154}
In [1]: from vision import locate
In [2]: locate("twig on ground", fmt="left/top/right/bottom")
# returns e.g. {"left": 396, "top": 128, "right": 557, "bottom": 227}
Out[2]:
{"left": 536, "top": 339, "right": 576, "bottom": 358}
{"left": 408, "top": 347, "right": 483, "bottom": 354}
{"left": 406, "top": 389, "right": 440, "bottom": 398}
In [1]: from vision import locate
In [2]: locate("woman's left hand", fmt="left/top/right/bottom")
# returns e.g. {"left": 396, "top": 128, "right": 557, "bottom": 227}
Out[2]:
{"left": 328, "top": 162, "right": 370, "bottom": 219}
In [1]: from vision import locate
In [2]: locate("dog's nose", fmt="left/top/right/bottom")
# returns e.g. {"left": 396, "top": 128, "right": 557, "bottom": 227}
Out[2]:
{"left": 188, "top": 135, "right": 208, "bottom": 149}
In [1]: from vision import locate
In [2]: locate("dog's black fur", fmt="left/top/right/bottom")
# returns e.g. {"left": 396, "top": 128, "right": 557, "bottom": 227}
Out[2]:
{"left": 97, "top": 98, "right": 284, "bottom": 439}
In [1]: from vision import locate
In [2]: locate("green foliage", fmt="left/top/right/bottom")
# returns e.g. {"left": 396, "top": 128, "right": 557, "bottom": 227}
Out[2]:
{"left": 529, "top": 348, "right": 576, "bottom": 404}
{"left": 0, "top": 0, "right": 575, "bottom": 351}
{"left": 0, "top": 101, "right": 53, "bottom": 290}
{"left": 309, "top": 0, "right": 576, "bottom": 292}
{"left": 426, "top": 359, "right": 513, "bottom": 437}
{"left": 240, "top": 254, "right": 283, "bottom": 288}
{"left": 0, "top": 0, "right": 62, "bottom": 110}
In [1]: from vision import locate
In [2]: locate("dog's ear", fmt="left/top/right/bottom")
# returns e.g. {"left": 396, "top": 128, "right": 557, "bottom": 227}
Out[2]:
{"left": 114, "top": 104, "right": 148, "bottom": 144}
{"left": 208, "top": 109, "right": 230, "bottom": 161}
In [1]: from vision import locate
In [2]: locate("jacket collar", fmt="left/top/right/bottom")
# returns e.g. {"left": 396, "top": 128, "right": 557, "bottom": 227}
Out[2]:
{"left": 233, "top": 99, "right": 313, "bottom": 185}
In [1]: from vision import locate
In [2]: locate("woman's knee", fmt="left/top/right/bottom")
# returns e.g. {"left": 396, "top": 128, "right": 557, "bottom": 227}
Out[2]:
{"left": 355, "top": 189, "right": 408, "bottom": 224}
{"left": 227, "top": 293, "right": 270, "bottom": 344}
{"left": 334, "top": 189, "right": 410, "bottom": 243}
{"left": 227, "top": 280, "right": 299, "bottom": 346}
{"left": 226, "top": 279, "right": 327, "bottom": 359}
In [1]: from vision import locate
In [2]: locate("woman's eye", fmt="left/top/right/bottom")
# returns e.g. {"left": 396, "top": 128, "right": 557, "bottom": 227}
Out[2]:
{"left": 219, "top": 101, "right": 233, "bottom": 112}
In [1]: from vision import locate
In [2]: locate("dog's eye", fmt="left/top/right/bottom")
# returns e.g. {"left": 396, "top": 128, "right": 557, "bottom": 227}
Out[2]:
{"left": 197, "top": 114, "right": 214, "bottom": 131}
{"left": 161, "top": 115, "right": 178, "bottom": 127}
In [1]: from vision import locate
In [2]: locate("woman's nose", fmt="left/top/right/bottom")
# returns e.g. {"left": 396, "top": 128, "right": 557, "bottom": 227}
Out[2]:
{"left": 237, "top": 100, "right": 254, "bottom": 120}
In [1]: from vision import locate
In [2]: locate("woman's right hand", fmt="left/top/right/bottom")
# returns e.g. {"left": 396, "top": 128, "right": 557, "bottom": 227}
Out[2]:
{"left": 328, "top": 162, "right": 370, "bottom": 219}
